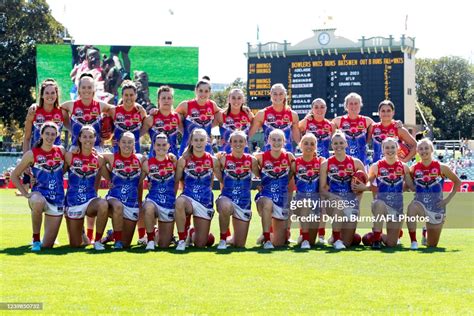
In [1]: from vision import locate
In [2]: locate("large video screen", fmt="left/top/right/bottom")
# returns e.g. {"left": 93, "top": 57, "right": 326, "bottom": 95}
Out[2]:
{"left": 247, "top": 51, "right": 404, "bottom": 120}
{"left": 37, "top": 44, "right": 199, "bottom": 107}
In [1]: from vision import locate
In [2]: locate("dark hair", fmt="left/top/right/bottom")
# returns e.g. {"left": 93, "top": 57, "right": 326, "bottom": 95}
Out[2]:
{"left": 195, "top": 77, "right": 211, "bottom": 90}
{"left": 121, "top": 80, "right": 137, "bottom": 94}
{"left": 39, "top": 79, "right": 60, "bottom": 109}
{"left": 118, "top": 131, "right": 136, "bottom": 155}
{"left": 34, "top": 121, "right": 59, "bottom": 148}
{"left": 156, "top": 86, "right": 174, "bottom": 110}
{"left": 77, "top": 125, "right": 96, "bottom": 153}
{"left": 378, "top": 100, "right": 395, "bottom": 111}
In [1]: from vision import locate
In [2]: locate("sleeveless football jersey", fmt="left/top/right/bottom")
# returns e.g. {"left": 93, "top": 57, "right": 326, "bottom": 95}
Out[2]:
{"left": 179, "top": 100, "right": 215, "bottom": 156}
{"left": 221, "top": 153, "right": 253, "bottom": 210}
{"left": 326, "top": 155, "right": 356, "bottom": 194}
{"left": 31, "top": 146, "right": 64, "bottom": 206}
{"left": 66, "top": 152, "right": 100, "bottom": 207}
{"left": 257, "top": 150, "right": 291, "bottom": 207}
{"left": 113, "top": 105, "right": 142, "bottom": 153}
{"left": 375, "top": 159, "right": 404, "bottom": 211}
{"left": 294, "top": 156, "right": 322, "bottom": 194}
{"left": 148, "top": 111, "right": 180, "bottom": 157}
{"left": 70, "top": 100, "right": 102, "bottom": 147}
{"left": 412, "top": 161, "right": 444, "bottom": 212}
{"left": 371, "top": 121, "right": 399, "bottom": 164}
{"left": 182, "top": 152, "right": 214, "bottom": 208}
{"left": 31, "top": 107, "right": 64, "bottom": 148}
{"left": 262, "top": 106, "right": 294, "bottom": 152}
{"left": 107, "top": 153, "right": 141, "bottom": 208}
{"left": 146, "top": 156, "right": 176, "bottom": 210}
{"left": 338, "top": 115, "right": 368, "bottom": 164}
{"left": 219, "top": 110, "right": 251, "bottom": 154}
{"left": 305, "top": 116, "right": 332, "bottom": 158}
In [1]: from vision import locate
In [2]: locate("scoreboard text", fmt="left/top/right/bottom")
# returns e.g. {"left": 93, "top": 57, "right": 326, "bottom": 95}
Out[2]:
{"left": 247, "top": 51, "right": 404, "bottom": 120}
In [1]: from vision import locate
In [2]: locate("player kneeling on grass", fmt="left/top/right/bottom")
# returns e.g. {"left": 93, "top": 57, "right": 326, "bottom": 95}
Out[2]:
{"left": 353, "top": 138, "right": 415, "bottom": 249}
{"left": 175, "top": 128, "right": 218, "bottom": 251}
{"left": 406, "top": 138, "right": 461, "bottom": 250}
{"left": 215, "top": 131, "right": 259, "bottom": 250}
{"left": 12, "top": 122, "right": 65, "bottom": 252}
{"left": 320, "top": 131, "right": 366, "bottom": 250}
{"left": 292, "top": 133, "right": 325, "bottom": 249}
{"left": 254, "top": 129, "right": 295, "bottom": 249}
{"left": 103, "top": 132, "right": 146, "bottom": 249}
{"left": 141, "top": 133, "right": 178, "bottom": 250}
{"left": 64, "top": 126, "right": 109, "bottom": 250}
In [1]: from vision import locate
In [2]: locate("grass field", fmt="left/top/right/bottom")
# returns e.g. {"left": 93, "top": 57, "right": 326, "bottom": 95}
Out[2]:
{"left": 36, "top": 44, "right": 198, "bottom": 106}
{"left": 1, "top": 190, "right": 473, "bottom": 314}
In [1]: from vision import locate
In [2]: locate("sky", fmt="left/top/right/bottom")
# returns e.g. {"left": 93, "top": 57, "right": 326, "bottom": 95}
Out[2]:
{"left": 47, "top": 0, "right": 473, "bottom": 83}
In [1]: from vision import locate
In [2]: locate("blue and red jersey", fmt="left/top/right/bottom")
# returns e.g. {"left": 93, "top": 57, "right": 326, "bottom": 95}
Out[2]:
{"left": 66, "top": 152, "right": 100, "bottom": 207}
{"left": 371, "top": 121, "right": 399, "bottom": 164}
{"left": 70, "top": 100, "right": 102, "bottom": 147}
{"left": 179, "top": 100, "right": 215, "bottom": 156}
{"left": 107, "top": 153, "right": 142, "bottom": 208}
{"left": 338, "top": 115, "right": 368, "bottom": 165}
{"left": 262, "top": 106, "right": 294, "bottom": 152}
{"left": 182, "top": 152, "right": 214, "bottom": 208}
{"left": 412, "top": 161, "right": 444, "bottom": 212}
{"left": 220, "top": 153, "right": 253, "bottom": 211}
{"left": 294, "top": 156, "right": 322, "bottom": 194}
{"left": 148, "top": 111, "right": 180, "bottom": 157}
{"left": 31, "top": 107, "right": 64, "bottom": 148}
{"left": 257, "top": 150, "right": 291, "bottom": 208}
{"left": 326, "top": 155, "right": 356, "bottom": 194}
{"left": 304, "top": 117, "right": 332, "bottom": 158}
{"left": 219, "top": 111, "right": 251, "bottom": 153}
{"left": 113, "top": 105, "right": 142, "bottom": 153}
{"left": 146, "top": 156, "right": 176, "bottom": 210}
{"left": 375, "top": 159, "right": 405, "bottom": 211}
{"left": 31, "top": 146, "right": 64, "bottom": 206}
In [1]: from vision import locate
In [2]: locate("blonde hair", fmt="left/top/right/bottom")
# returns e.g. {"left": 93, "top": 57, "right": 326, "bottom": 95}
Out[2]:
{"left": 332, "top": 130, "right": 347, "bottom": 142}
{"left": 417, "top": 138, "right": 435, "bottom": 152}
{"left": 229, "top": 130, "right": 247, "bottom": 143}
{"left": 382, "top": 137, "right": 399, "bottom": 150}
{"left": 344, "top": 92, "right": 363, "bottom": 111}
{"left": 268, "top": 129, "right": 286, "bottom": 142}
{"left": 183, "top": 128, "right": 208, "bottom": 158}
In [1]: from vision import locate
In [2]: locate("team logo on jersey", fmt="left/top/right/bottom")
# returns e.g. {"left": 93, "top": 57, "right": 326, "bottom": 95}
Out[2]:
{"left": 36, "top": 153, "right": 62, "bottom": 172}
{"left": 74, "top": 108, "right": 99, "bottom": 125}
{"left": 297, "top": 164, "right": 319, "bottom": 182}
{"left": 149, "top": 163, "right": 174, "bottom": 181}
{"left": 36, "top": 114, "right": 46, "bottom": 124}
{"left": 53, "top": 113, "right": 62, "bottom": 124}
{"left": 190, "top": 107, "right": 212, "bottom": 126}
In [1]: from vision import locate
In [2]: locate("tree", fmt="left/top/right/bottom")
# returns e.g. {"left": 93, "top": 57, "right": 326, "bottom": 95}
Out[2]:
{"left": 211, "top": 78, "right": 247, "bottom": 108}
{"left": 416, "top": 56, "right": 474, "bottom": 139}
{"left": 0, "top": 0, "right": 64, "bottom": 128}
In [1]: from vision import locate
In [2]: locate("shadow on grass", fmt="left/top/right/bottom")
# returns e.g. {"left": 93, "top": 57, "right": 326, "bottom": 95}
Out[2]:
{"left": 0, "top": 243, "right": 460, "bottom": 256}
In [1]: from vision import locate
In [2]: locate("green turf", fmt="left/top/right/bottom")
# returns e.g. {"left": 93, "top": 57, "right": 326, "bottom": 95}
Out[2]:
{"left": 1, "top": 190, "right": 473, "bottom": 314}
{"left": 36, "top": 44, "right": 198, "bottom": 107}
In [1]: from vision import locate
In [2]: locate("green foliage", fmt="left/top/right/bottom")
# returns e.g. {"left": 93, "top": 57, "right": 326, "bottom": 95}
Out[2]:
{"left": 0, "top": 0, "right": 64, "bottom": 128}
{"left": 416, "top": 57, "right": 474, "bottom": 139}
{"left": 211, "top": 78, "right": 247, "bottom": 108}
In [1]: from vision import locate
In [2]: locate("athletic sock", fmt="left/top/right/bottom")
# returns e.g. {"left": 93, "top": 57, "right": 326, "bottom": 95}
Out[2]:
{"left": 95, "top": 232, "right": 103, "bottom": 242}
{"left": 318, "top": 228, "right": 325, "bottom": 237}
{"left": 33, "top": 233, "right": 40, "bottom": 242}
{"left": 302, "top": 232, "right": 310, "bottom": 242}
{"left": 332, "top": 231, "right": 341, "bottom": 242}
{"left": 138, "top": 227, "right": 146, "bottom": 239}
{"left": 409, "top": 231, "right": 417, "bottom": 242}
{"left": 220, "top": 233, "right": 227, "bottom": 241}
{"left": 113, "top": 231, "right": 122, "bottom": 242}
{"left": 178, "top": 231, "right": 187, "bottom": 241}
{"left": 263, "top": 232, "right": 270, "bottom": 242}
{"left": 373, "top": 231, "right": 382, "bottom": 242}
{"left": 147, "top": 232, "right": 155, "bottom": 242}
{"left": 87, "top": 229, "right": 93, "bottom": 241}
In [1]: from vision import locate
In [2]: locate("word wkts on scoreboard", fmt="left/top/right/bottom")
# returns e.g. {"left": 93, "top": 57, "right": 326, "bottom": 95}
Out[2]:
{"left": 247, "top": 51, "right": 404, "bottom": 120}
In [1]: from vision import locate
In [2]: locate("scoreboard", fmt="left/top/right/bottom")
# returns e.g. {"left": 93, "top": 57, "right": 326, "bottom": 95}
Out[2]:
{"left": 247, "top": 51, "right": 405, "bottom": 120}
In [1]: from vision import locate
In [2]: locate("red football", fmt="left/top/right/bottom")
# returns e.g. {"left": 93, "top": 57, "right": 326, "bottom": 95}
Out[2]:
{"left": 352, "top": 170, "right": 368, "bottom": 185}
{"left": 206, "top": 233, "right": 215, "bottom": 247}
{"left": 397, "top": 142, "right": 411, "bottom": 159}
{"left": 351, "top": 233, "right": 362, "bottom": 246}
{"left": 362, "top": 232, "right": 373, "bottom": 246}
{"left": 101, "top": 115, "right": 114, "bottom": 140}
